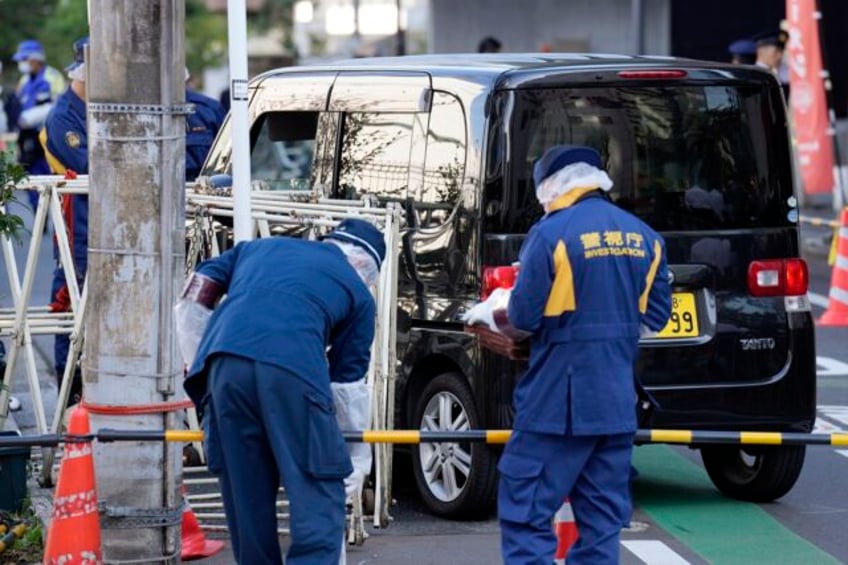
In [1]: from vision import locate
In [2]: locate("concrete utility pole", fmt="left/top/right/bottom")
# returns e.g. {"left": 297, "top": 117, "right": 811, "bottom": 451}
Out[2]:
{"left": 87, "top": 0, "right": 185, "bottom": 560}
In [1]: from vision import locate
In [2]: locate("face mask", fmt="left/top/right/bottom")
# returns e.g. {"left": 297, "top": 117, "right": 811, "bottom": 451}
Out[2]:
{"left": 17, "top": 61, "right": 32, "bottom": 75}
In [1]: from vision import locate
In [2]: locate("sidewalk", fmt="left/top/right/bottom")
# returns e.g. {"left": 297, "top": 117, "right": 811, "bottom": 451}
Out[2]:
{"left": 201, "top": 523, "right": 502, "bottom": 565}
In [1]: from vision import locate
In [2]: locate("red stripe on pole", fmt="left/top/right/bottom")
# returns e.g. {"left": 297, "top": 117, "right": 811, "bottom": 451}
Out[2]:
{"left": 787, "top": 0, "right": 836, "bottom": 195}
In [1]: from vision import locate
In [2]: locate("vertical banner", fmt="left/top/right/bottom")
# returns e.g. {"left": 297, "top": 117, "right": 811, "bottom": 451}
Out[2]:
{"left": 786, "top": 0, "right": 835, "bottom": 195}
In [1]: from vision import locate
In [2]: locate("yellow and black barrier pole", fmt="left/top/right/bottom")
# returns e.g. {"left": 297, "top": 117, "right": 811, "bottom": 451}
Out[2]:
{"left": 92, "top": 428, "right": 848, "bottom": 447}
{"left": 2, "top": 429, "right": 848, "bottom": 447}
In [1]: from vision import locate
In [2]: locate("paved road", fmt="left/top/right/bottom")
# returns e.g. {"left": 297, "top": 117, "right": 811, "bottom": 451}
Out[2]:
{"left": 3, "top": 200, "right": 848, "bottom": 563}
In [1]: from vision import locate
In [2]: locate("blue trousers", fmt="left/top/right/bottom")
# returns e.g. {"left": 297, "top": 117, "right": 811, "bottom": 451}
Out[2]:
{"left": 204, "top": 354, "right": 351, "bottom": 564}
{"left": 498, "top": 430, "right": 634, "bottom": 565}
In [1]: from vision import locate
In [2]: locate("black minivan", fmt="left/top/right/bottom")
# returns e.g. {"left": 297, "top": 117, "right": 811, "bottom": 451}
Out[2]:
{"left": 200, "top": 54, "right": 816, "bottom": 519}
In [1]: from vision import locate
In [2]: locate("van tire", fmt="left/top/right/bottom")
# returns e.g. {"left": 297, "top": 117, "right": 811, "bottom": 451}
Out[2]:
{"left": 411, "top": 372, "right": 497, "bottom": 519}
{"left": 700, "top": 444, "right": 805, "bottom": 502}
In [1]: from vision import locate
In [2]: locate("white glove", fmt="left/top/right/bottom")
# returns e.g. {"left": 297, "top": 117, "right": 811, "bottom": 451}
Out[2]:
{"left": 331, "top": 380, "right": 372, "bottom": 500}
{"left": 461, "top": 287, "right": 511, "bottom": 333}
{"left": 639, "top": 324, "right": 658, "bottom": 339}
{"left": 173, "top": 299, "right": 213, "bottom": 367}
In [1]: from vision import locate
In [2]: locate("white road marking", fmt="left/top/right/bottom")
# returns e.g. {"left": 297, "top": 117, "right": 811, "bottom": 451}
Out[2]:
{"left": 622, "top": 540, "right": 690, "bottom": 565}
{"left": 808, "top": 292, "right": 830, "bottom": 308}
{"left": 817, "top": 356, "right": 848, "bottom": 377}
{"left": 816, "top": 406, "right": 848, "bottom": 430}
{"left": 836, "top": 450, "right": 848, "bottom": 459}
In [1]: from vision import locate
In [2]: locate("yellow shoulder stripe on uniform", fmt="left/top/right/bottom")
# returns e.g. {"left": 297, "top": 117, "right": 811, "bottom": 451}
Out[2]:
{"left": 39, "top": 128, "right": 68, "bottom": 175}
{"left": 546, "top": 186, "right": 599, "bottom": 213}
{"left": 639, "top": 239, "right": 662, "bottom": 314}
{"left": 544, "top": 240, "right": 576, "bottom": 316}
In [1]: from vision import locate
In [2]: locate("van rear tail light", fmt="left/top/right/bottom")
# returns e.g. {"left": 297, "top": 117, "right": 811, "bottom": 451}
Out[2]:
{"left": 617, "top": 70, "right": 688, "bottom": 79}
{"left": 747, "top": 259, "right": 808, "bottom": 297}
{"left": 481, "top": 265, "right": 517, "bottom": 300}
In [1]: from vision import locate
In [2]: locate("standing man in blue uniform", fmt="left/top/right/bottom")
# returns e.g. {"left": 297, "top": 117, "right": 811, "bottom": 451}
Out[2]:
{"left": 182, "top": 219, "right": 385, "bottom": 564}
{"left": 12, "top": 39, "right": 66, "bottom": 209}
{"left": 498, "top": 145, "right": 671, "bottom": 564}
{"left": 40, "top": 37, "right": 89, "bottom": 404}
{"left": 185, "top": 69, "right": 225, "bottom": 182}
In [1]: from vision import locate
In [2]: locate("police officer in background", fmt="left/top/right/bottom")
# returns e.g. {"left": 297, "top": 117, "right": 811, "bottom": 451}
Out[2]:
{"left": 497, "top": 145, "right": 671, "bottom": 564}
{"left": 40, "top": 36, "right": 89, "bottom": 405}
{"left": 185, "top": 69, "right": 225, "bottom": 181}
{"left": 181, "top": 219, "right": 385, "bottom": 564}
{"left": 12, "top": 39, "right": 66, "bottom": 209}
{"left": 753, "top": 29, "right": 790, "bottom": 98}
{"left": 728, "top": 38, "right": 757, "bottom": 65}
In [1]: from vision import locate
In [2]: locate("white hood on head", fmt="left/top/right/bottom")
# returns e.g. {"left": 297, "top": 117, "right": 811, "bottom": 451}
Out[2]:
{"left": 536, "top": 162, "right": 614, "bottom": 212}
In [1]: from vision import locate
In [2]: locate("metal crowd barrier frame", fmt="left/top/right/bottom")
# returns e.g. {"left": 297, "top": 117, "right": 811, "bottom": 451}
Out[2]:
{"left": 1, "top": 176, "right": 90, "bottom": 442}
{"left": 185, "top": 184, "right": 402, "bottom": 534}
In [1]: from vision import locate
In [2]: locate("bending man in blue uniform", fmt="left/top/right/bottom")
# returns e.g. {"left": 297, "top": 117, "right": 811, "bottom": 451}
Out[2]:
{"left": 182, "top": 219, "right": 385, "bottom": 564}
{"left": 498, "top": 145, "right": 671, "bottom": 564}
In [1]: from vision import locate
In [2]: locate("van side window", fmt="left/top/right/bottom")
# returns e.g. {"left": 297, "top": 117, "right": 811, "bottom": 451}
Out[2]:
{"left": 250, "top": 111, "right": 318, "bottom": 191}
{"left": 336, "top": 112, "right": 415, "bottom": 200}
{"left": 416, "top": 92, "right": 467, "bottom": 228}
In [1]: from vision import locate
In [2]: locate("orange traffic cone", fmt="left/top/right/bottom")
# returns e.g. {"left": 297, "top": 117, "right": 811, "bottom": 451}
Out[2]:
{"left": 819, "top": 207, "right": 848, "bottom": 326}
{"left": 553, "top": 499, "right": 579, "bottom": 564}
{"left": 181, "top": 497, "right": 224, "bottom": 560}
{"left": 43, "top": 406, "right": 101, "bottom": 565}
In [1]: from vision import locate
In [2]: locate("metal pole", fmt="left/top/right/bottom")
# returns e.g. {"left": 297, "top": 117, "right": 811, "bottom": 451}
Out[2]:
{"left": 227, "top": 0, "right": 253, "bottom": 242}
{"left": 88, "top": 0, "right": 184, "bottom": 559}
{"left": 396, "top": 0, "right": 406, "bottom": 56}
{"left": 631, "top": 0, "right": 644, "bottom": 55}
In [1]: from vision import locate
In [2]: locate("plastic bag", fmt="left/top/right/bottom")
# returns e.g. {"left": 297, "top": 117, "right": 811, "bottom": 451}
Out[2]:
{"left": 460, "top": 287, "right": 511, "bottom": 333}
{"left": 331, "top": 379, "right": 373, "bottom": 500}
{"left": 173, "top": 299, "right": 212, "bottom": 367}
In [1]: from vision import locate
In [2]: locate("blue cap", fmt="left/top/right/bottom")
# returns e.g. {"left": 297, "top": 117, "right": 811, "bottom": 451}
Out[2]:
{"left": 65, "top": 36, "right": 90, "bottom": 72}
{"left": 728, "top": 39, "right": 757, "bottom": 56}
{"left": 12, "top": 39, "right": 45, "bottom": 62}
{"left": 533, "top": 145, "right": 602, "bottom": 187}
{"left": 324, "top": 219, "right": 386, "bottom": 267}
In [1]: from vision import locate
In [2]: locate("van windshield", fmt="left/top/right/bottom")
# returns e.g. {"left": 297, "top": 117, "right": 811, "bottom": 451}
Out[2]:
{"left": 486, "top": 85, "right": 795, "bottom": 233}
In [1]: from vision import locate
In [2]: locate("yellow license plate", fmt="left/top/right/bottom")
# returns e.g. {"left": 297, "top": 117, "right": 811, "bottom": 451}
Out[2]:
{"left": 656, "top": 293, "right": 699, "bottom": 338}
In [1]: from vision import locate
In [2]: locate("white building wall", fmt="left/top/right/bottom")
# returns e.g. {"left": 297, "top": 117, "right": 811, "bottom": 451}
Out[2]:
{"left": 428, "top": 0, "right": 671, "bottom": 55}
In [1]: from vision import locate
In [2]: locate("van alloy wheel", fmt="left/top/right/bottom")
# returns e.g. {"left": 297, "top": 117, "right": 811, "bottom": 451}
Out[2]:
{"left": 417, "top": 390, "right": 473, "bottom": 502}
{"left": 410, "top": 372, "right": 497, "bottom": 519}
{"left": 701, "top": 444, "right": 806, "bottom": 502}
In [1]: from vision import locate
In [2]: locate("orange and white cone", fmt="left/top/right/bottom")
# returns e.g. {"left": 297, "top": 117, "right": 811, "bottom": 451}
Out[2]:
{"left": 553, "top": 498, "right": 579, "bottom": 564}
{"left": 181, "top": 491, "right": 225, "bottom": 561}
{"left": 43, "top": 406, "right": 101, "bottom": 565}
{"left": 819, "top": 207, "right": 848, "bottom": 326}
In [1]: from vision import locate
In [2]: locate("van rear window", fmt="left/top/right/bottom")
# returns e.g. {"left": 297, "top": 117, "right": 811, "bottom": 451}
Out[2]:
{"left": 486, "top": 85, "right": 794, "bottom": 233}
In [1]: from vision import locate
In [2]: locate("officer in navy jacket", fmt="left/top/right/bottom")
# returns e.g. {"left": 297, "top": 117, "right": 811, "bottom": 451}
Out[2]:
{"left": 184, "top": 219, "right": 385, "bottom": 564}
{"left": 185, "top": 69, "right": 225, "bottom": 181}
{"left": 40, "top": 37, "right": 89, "bottom": 403}
{"left": 498, "top": 145, "right": 671, "bottom": 564}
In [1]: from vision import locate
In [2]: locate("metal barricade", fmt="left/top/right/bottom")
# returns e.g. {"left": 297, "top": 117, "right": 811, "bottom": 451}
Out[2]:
{"left": 184, "top": 184, "right": 401, "bottom": 538}
{"left": 1, "top": 175, "right": 401, "bottom": 537}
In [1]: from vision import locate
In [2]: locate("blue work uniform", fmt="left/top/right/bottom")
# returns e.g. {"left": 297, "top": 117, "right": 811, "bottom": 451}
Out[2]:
{"left": 41, "top": 86, "right": 88, "bottom": 391}
{"left": 16, "top": 66, "right": 65, "bottom": 207}
{"left": 185, "top": 238, "right": 376, "bottom": 565}
{"left": 499, "top": 188, "right": 671, "bottom": 564}
{"left": 185, "top": 89, "right": 224, "bottom": 181}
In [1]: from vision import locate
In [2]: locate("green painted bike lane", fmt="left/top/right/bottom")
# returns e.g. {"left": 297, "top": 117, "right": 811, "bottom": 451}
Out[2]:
{"left": 632, "top": 445, "right": 840, "bottom": 565}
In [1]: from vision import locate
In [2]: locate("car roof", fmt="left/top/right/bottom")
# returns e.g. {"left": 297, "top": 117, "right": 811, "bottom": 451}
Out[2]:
{"left": 254, "top": 53, "right": 776, "bottom": 90}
